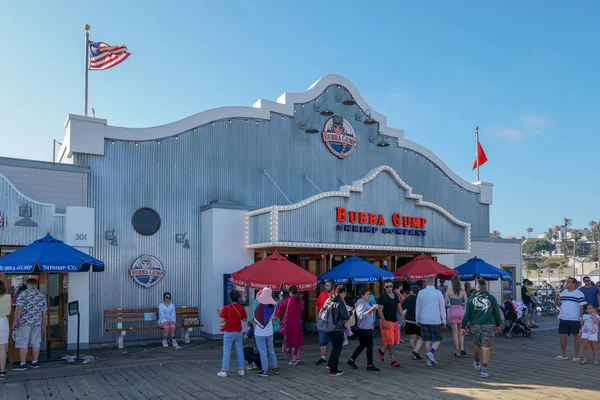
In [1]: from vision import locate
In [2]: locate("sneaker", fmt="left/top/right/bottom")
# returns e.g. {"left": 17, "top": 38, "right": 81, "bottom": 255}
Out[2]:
{"left": 30, "top": 361, "right": 40, "bottom": 369}
{"left": 481, "top": 369, "right": 489, "bottom": 378}
{"left": 162, "top": 339, "right": 169, "bottom": 348}
{"left": 329, "top": 371, "right": 344, "bottom": 377}
{"left": 366, "top": 365, "right": 380, "bottom": 372}
{"left": 378, "top": 349, "right": 385, "bottom": 362}
{"left": 390, "top": 360, "right": 401, "bottom": 369}
{"left": 426, "top": 360, "right": 433, "bottom": 367}
{"left": 460, "top": 350, "right": 467, "bottom": 356}
{"left": 238, "top": 370, "right": 245, "bottom": 376}
{"left": 347, "top": 359, "right": 358, "bottom": 369}
{"left": 217, "top": 371, "right": 227, "bottom": 377}
{"left": 426, "top": 352, "right": 438, "bottom": 366}
{"left": 0, "top": 372, "right": 6, "bottom": 380}
{"left": 12, "top": 364, "right": 27, "bottom": 371}
{"left": 257, "top": 370, "right": 269, "bottom": 377}
{"left": 288, "top": 360, "right": 299, "bottom": 365}
{"left": 272, "top": 368, "right": 280, "bottom": 374}
{"left": 316, "top": 357, "right": 327, "bottom": 366}
{"left": 171, "top": 339, "right": 180, "bottom": 348}
{"left": 473, "top": 361, "right": 481, "bottom": 371}
{"left": 248, "top": 363, "right": 258, "bottom": 370}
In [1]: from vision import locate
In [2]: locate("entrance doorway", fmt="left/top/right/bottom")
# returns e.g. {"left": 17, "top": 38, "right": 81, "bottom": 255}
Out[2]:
{"left": 0, "top": 270, "right": 68, "bottom": 361}
{"left": 501, "top": 265, "right": 516, "bottom": 303}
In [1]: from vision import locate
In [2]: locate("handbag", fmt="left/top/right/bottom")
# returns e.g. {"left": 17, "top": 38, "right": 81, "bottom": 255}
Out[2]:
{"left": 184, "top": 317, "right": 199, "bottom": 327}
{"left": 350, "top": 309, "right": 359, "bottom": 336}
{"left": 278, "top": 317, "right": 287, "bottom": 335}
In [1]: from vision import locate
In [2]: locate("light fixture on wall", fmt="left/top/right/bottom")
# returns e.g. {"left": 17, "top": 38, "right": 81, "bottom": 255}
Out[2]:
{"left": 335, "top": 87, "right": 356, "bottom": 106}
{"left": 314, "top": 98, "right": 333, "bottom": 116}
{"left": 105, "top": 229, "right": 118, "bottom": 246}
{"left": 362, "top": 109, "right": 377, "bottom": 125}
{"left": 299, "top": 117, "right": 319, "bottom": 134}
{"left": 176, "top": 233, "right": 190, "bottom": 249}
{"left": 14, "top": 205, "right": 37, "bottom": 227}
{"left": 369, "top": 134, "right": 390, "bottom": 148}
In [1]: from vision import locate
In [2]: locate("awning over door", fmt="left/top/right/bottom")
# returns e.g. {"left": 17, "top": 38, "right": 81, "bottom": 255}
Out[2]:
{"left": 0, "top": 234, "right": 104, "bottom": 273}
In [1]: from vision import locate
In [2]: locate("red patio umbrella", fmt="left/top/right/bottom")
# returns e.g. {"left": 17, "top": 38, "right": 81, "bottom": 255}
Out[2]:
{"left": 394, "top": 254, "right": 457, "bottom": 281}
{"left": 230, "top": 253, "right": 318, "bottom": 291}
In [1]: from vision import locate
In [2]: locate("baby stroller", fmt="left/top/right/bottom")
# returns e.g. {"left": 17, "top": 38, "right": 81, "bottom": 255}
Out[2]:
{"left": 501, "top": 300, "right": 532, "bottom": 338}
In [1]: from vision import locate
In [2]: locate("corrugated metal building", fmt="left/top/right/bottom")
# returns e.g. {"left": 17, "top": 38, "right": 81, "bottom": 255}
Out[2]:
{"left": 0, "top": 157, "right": 96, "bottom": 350}
{"left": 52, "top": 74, "right": 521, "bottom": 344}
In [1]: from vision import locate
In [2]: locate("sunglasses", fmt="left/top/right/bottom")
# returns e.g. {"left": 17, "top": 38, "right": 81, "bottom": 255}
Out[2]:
{"left": 165, "top": 296, "right": 171, "bottom": 299}
{"left": 584, "top": 280, "right": 591, "bottom": 283}
{"left": 385, "top": 286, "right": 393, "bottom": 289}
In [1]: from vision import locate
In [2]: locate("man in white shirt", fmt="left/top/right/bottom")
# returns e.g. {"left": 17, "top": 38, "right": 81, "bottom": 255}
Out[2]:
{"left": 555, "top": 277, "right": 587, "bottom": 361}
{"left": 416, "top": 277, "right": 447, "bottom": 366}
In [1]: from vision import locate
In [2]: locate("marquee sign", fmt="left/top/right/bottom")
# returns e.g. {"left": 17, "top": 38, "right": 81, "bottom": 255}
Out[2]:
{"left": 130, "top": 254, "right": 165, "bottom": 288}
{"left": 322, "top": 115, "right": 358, "bottom": 159}
{"left": 245, "top": 165, "right": 471, "bottom": 253}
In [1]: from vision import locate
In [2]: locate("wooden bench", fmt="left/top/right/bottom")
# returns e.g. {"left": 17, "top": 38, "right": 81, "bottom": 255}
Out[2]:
{"left": 104, "top": 306, "right": 203, "bottom": 349}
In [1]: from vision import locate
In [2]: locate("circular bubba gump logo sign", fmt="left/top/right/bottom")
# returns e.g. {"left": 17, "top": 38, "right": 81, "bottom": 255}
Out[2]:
{"left": 130, "top": 254, "right": 165, "bottom": 288}
{"left": 322, "top": 115, "right": 358, "bottom": 159}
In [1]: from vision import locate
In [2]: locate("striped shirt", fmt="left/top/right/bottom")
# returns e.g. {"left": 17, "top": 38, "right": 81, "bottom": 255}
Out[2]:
{"left": 558, "top": 289, "right": 586, "bottom": 321}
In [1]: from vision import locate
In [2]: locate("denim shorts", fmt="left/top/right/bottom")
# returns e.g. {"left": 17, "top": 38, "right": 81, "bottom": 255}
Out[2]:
{"left": 318, "top": 331, "right": 329, "bottom": 346}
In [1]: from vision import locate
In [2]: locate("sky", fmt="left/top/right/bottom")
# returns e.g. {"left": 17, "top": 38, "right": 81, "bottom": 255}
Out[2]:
{"left": 0, "top": 1, "right": 598, "bottom": 239}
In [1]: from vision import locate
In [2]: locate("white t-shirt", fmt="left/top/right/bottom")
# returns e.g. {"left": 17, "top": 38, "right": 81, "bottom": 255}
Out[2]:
{"left": 558, "top": 289, "right": 586, "bottom": 321}
{"left": 254, "top": 319, "right": 273, "bottom": 337}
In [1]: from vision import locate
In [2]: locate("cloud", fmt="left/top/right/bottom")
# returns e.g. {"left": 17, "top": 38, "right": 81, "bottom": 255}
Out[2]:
{"left": 520, "top": 113, "right": 549, "bottom": 133}
{"left": 492, "top": 113, "right": 550, "bottom": 141}
{"left": 497, "top": 128, "right": 523, "bottom": 141}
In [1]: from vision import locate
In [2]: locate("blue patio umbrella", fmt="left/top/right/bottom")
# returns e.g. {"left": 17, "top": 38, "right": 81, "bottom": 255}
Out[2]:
{"left": 454, "top": 257, "right": 511, "bottom": 281}
{"left": 318, "top": 256, "right": 394, "bottom": 284}
{"left": 0, "top": 234, "right": 104, "bottom": 273}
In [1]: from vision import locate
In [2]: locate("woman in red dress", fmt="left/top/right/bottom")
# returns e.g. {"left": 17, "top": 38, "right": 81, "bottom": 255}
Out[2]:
{"left": 276, "top": 285, "right": 304, "bottom": 365}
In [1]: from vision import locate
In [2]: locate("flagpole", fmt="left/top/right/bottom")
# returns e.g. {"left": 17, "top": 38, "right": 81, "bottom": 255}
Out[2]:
{"left": 475, "top": 126, "right": 480, "bottom": 182}
{"left": 84, "top": 24, "right": 90, "bottom": 117}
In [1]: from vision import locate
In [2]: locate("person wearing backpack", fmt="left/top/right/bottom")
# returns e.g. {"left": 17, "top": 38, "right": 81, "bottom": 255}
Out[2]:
{"left": 318, "top": 285, "right": 350, "bottom": 376}
{"left": 346, "top": 288, "right": 380, "bottom": 371}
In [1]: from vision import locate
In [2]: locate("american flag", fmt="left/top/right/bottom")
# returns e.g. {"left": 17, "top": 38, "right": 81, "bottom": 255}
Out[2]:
{"left": 88, "top": 41, "right": 131, "bottom": 70}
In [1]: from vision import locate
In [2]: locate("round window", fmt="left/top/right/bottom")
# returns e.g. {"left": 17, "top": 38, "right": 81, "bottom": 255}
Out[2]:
{"left": 132, "top": 208, "right": 161, "bottom": 236}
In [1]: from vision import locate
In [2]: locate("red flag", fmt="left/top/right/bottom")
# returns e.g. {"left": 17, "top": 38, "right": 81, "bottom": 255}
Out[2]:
{"left": 472, "top": 140, "right": 488, "bottom": 170}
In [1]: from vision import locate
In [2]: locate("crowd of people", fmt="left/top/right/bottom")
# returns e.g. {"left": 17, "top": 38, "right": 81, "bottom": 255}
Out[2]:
{"left": 216, "top": 276, "right": 505, "bottom": 379}
{"left": 4, "top": 272, "right": 597, "bottom": 383}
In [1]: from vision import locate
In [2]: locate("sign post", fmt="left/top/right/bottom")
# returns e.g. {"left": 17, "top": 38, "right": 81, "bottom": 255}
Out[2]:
{"left": 68, "top": 301, "right": 80, "bottom": 364}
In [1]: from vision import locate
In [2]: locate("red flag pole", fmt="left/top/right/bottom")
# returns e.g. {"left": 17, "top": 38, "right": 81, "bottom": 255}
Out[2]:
{"left": 475, "top": 126, "right": 480, "bottom": 182}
